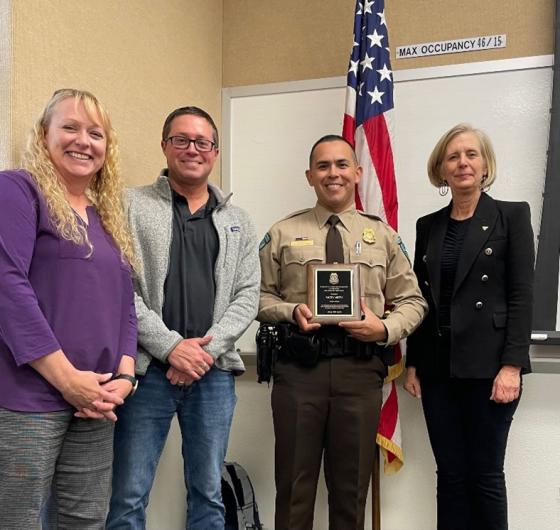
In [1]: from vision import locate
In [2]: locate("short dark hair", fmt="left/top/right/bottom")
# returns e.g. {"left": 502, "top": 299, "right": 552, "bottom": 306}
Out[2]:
{"left": 161, "top": 106, "right": 219, "bottom": 147}
{"left": 309, "top": 134, "right": 357, "bottom": 166}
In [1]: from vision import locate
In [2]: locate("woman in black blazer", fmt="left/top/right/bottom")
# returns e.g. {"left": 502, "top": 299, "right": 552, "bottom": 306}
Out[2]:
{"left": 405, "top": 124, "right": 534, "bottom": 530}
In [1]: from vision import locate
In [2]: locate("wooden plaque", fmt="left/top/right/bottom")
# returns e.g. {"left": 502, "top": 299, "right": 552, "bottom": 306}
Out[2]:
{"left": 307, "top": 263, "right": 361, "bottom": 324}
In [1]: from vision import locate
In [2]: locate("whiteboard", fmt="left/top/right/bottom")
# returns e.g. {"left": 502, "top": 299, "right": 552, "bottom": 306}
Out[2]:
{"left": 224, "top": 57, "right": 553, "bottom": 354}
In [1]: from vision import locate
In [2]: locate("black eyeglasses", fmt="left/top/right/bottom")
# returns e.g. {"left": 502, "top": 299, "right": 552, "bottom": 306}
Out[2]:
{"left": 165, "top": 136, "right": 216, "bottom": 152}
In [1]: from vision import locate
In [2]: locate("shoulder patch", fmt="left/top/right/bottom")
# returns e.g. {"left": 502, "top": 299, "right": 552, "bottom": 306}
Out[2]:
{"left": 396, "top": 235, "right": 411, "bottom": 264}
{"left": 259, "top": 232, "right": 271, "bottom": 251}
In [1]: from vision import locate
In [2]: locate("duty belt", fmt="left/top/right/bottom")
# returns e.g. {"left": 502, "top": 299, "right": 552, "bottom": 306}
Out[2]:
{"left": 278, "top": 324, "right": 393, "bottom": 367}
{"left": 256, "top": 323, "right": 394, "bottom": 383}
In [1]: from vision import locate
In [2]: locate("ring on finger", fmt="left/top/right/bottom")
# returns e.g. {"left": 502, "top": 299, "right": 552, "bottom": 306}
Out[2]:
{"left": 178, "top": 380, "right": 185, "bottom": 385}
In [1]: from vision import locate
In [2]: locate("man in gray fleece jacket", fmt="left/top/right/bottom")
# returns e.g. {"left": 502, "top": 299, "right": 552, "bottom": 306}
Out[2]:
{"left": 107, "top": 106, "right": 260, "bottom": 530}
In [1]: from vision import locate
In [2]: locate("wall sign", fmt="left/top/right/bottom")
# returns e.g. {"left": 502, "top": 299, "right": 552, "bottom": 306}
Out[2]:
{"left": 396, "top": 35, "right": 506, "bottom": 59}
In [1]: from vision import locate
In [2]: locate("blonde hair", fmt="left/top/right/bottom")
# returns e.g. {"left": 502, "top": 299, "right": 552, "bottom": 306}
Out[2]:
{"left": 21, "top": 89, "right": 136, "bottom": 269}
{"left": 427, "top": 123, "right": 497, "bottom": 189}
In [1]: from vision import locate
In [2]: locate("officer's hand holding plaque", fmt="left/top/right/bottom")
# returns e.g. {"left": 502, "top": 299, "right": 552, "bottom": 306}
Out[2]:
{"left": 307, "top": 263, "right": 361, "bottom": 324}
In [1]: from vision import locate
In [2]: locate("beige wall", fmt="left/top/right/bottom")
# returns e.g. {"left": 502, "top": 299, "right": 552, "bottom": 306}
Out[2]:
{"left": 0, "top": 0, "right": 11, "bottom": 169}
{"left": 390, "top": 0, "right": 554, "bottom": 70}
{"left": 223, "top": 0, "right": 356, "bottom": 86}
{"left": 10, "top": 0, "right": 223, "bottom": 185}
{"left": 223, "top": 0, "right": 555, "bottom": 87}
{"left": 7, "top": 1, "right": 555, "bottom": 181}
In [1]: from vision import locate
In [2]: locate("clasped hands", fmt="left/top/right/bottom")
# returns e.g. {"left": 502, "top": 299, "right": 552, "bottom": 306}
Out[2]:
{"left": 69, "top": 371, "right": 133, "bottom": 422}
{"left": 73, "top": 337, "right": 214, "bottom": 421}
{"left": 293, "top": 299, "right": 388, "bottom": 342}
{"left": 165, "top": 336, "right": 214, "bottom": 387}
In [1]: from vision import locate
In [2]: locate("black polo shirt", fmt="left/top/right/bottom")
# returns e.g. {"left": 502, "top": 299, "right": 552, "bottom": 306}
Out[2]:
{"left": 162, "top": 188, "right": 219, "bottom": 339}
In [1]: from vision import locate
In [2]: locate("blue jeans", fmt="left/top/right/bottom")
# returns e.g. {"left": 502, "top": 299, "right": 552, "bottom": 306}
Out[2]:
{"left": 106, "top": 362, "right": 236, "bottom": 530}
{"left": 421, "top": 378, "right": 520, "bottom": 530}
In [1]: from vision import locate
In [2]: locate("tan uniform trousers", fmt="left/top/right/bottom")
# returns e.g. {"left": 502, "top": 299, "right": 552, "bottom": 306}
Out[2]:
{"left": 271, "top": 354, "right": 385, "bottom": 530}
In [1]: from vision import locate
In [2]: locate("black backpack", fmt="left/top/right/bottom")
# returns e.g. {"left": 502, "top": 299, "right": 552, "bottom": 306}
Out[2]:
{"left": 222, "top": 461, "right": 263, "bottom": 530}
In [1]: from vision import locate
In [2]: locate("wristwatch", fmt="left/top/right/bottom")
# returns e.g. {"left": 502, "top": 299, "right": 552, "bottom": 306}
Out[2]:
{"left": 112, "top": 373, "right": 138, "bottom": 396}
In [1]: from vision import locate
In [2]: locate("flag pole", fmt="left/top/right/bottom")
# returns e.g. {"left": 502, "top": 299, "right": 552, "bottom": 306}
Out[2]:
{"left": 372, "top": 446, "right": 381, "bottom": 530}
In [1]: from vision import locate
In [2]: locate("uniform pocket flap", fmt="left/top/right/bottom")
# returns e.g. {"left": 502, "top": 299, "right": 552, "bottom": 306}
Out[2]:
{"left": 283, "top": 245, "right": 324, "bottom": 265}
{"left": 349, "top": 248, "right": 386, "bottom": 268}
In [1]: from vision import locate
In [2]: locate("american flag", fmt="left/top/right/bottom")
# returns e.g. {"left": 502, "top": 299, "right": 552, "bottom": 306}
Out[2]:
{"left": 343, "top": 0, "right": 404, "bottom": 474}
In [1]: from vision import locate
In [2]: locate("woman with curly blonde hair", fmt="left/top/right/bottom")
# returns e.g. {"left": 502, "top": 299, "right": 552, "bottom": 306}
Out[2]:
{"left": 23, "top": 88, "right": 136, "bottom": 264}
{"left": 0, "top": 89, "right": 137, "bottom": 529}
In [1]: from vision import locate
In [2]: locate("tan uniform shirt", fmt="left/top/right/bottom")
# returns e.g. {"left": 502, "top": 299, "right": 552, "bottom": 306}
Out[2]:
{"left": 258, "top": 203, "right": 427, "bottom": 345}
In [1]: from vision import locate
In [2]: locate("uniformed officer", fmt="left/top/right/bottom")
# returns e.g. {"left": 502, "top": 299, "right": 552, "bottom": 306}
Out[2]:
{"left": 258, "top": 134, "right": 427, "bottom": 530}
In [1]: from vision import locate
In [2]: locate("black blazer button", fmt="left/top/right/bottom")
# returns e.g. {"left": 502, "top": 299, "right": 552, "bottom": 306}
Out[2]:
{"left": 422, "top": 255, "right": 427, "bottom": 262}
{"left": 475, "top": 301, "right": 483, "bottom": 309}
{"left": 424, "top": 280, "right": 429, "bottom": 286}
{"left": 481, "top": 274, "right": 489, "bottom": 282}
{"left": 484, "top": 248, "right": 493, "bottom": 256}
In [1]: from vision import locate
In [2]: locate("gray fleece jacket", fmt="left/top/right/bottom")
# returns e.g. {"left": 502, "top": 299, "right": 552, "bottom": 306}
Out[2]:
{"left": 127, "top": 173, "right": 260, "bottom": 375}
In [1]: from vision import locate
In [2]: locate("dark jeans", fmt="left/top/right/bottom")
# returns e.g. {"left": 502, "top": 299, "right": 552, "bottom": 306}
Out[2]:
{"left": 421, "top": 378, "right": 520, "bottom": 530}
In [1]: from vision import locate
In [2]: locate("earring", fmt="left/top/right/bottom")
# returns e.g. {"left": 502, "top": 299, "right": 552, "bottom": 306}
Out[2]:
{"left": 438, "top": 181, "right": 449, "bottom": 196}
{"left": 481, "top": 174, "right": 489, "bottom": 191}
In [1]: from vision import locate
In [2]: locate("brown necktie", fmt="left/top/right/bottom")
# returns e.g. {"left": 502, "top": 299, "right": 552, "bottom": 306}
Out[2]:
{"left": 326, "top": 215, "right": 344, "bottom": 263}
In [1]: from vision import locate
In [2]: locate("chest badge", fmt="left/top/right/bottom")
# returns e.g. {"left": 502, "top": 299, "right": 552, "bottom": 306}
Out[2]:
{"left": 362, "top": 228, "right": 375, "bottom": 244}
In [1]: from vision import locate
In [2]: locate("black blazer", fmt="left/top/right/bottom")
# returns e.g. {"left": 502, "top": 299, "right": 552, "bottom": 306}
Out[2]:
{"left": 407, "top": 193, "right": 534, "bottom": 379}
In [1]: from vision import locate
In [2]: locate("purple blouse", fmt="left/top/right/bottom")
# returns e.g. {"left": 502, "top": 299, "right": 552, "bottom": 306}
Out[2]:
{"left": 0, "top": 170, "right": 137, "bottom": 412}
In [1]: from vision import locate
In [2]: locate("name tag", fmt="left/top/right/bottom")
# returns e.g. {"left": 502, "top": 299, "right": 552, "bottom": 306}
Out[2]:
{"left": 290, "top": 239, "right": 314, "bottom": 247}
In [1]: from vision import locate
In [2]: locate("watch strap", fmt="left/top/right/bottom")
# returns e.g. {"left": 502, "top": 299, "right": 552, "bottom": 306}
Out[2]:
{"left": 112, "top": 373, "right": 138, "bottom": 395}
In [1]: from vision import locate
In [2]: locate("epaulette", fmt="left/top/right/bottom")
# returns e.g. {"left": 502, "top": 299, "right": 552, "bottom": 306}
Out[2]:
{"left": 357, "top": 210, "right": 383, "bottom": 222}
{"left": 279, "top": 208, "right": 312, "bottom": 221}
